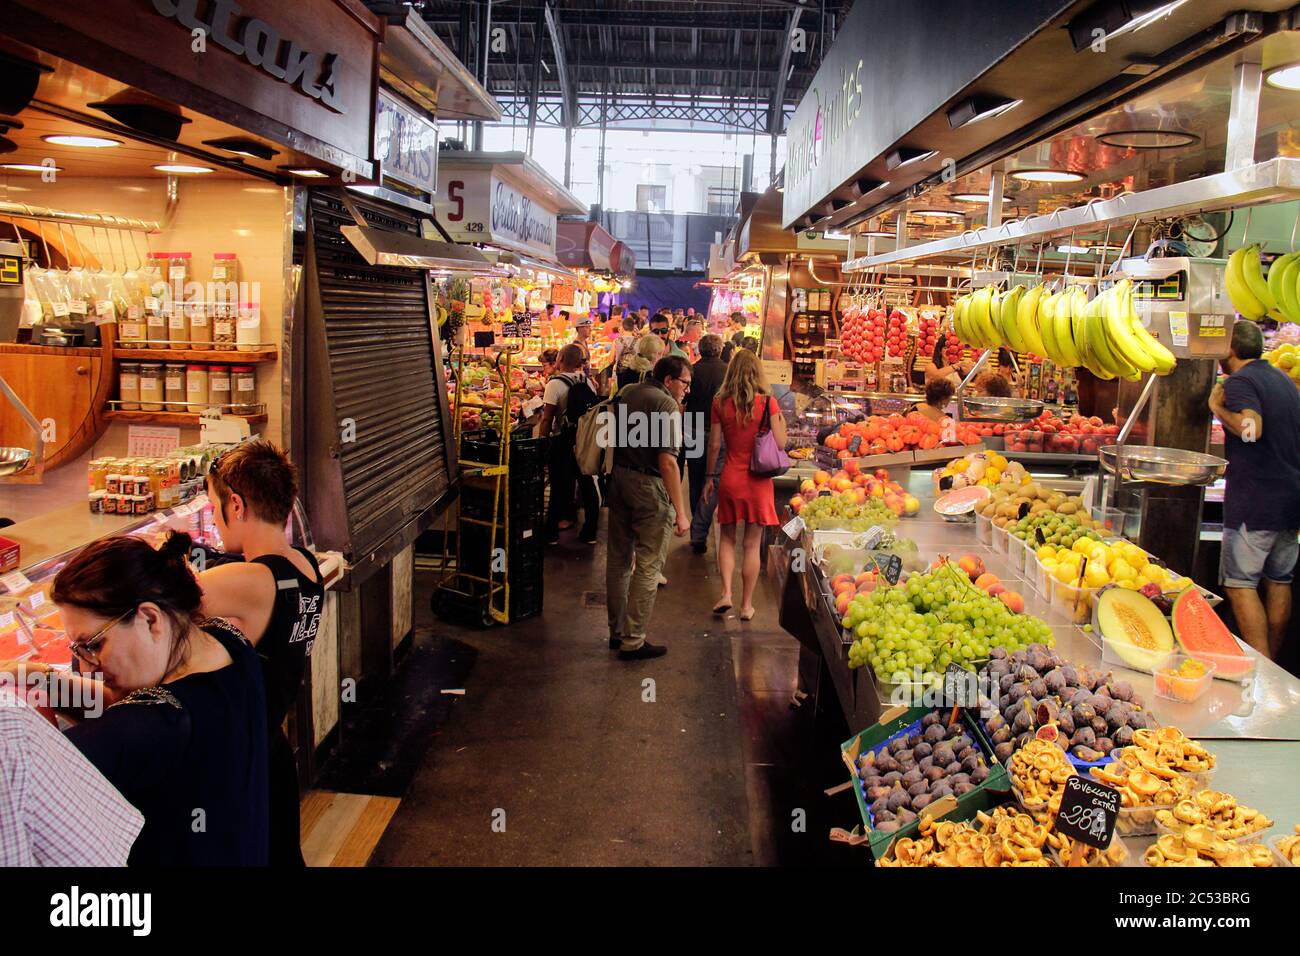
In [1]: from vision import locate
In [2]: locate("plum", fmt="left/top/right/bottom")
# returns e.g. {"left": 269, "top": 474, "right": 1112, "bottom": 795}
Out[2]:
{"left": 901, "top": 769, "right": 924, "bottom": 787}
{"left": 881, "top": 771, "right": 903, "bottom": 786}
{"left": 971, "top": 765, "right": 990, "bottom": 784}
{"left": 924, "top": 723, "right": 947, "bottom": 743}
{"left": 994, "top": 742, "right": 1015, "bottom": 762}
{"left": 887, "top": 788, "right": 912, "bottom": 812}
{"left": 888, "top": 737, "right": 908, "bottom": 755}
{"left": 1071, "top": 726, "right": 1097, "bottom": 748}
{"left": 924, "top": 765, "right": 946, "bottom": 782}
{"left": 945, "top": 761, "right": 963, "bottom": 775}
{"left": 913, "top": 741, "right": 934, "bottom": 759}
{"left": 870, "top": 796, "right": 890, "bottom": 817}
{"left": 992, "top": 726, "right": 1013, "bottom": 745}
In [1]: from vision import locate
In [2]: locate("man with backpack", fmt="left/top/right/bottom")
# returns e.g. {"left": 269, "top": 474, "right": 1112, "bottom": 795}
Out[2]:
{"left": 539, "top": 344, "right": 601, "bottom": 544}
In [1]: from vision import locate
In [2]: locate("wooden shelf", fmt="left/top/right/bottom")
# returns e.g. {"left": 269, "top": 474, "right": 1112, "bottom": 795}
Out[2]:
{"left": 105, "top": 410, "right": 267, "bottom": 426}
{"left": 112, "top": 348, "right": 277, "bottom": 363}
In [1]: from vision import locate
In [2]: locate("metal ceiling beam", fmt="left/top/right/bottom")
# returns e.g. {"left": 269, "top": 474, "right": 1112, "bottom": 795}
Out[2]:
{"left": 769, "top": 4, "right": 803, "bottom": 135}
{"left": 424, "top": 12, "right": 800, "bottom": 32}
{"left": 542, "top": 2, "right": 576, "bottom": 128}
{"left": 648, "top": 27, "right": 656, "bottom": 106}
{"left": 526, "top": 5, "right": 546, "bottom": 155}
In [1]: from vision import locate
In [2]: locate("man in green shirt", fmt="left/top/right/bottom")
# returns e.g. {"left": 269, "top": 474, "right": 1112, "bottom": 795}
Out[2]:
{"left": 606, "top": 355, "right": 693, "bottom": 660}
{"left": 650, "top": 312, "right": 688, "bottom": 359}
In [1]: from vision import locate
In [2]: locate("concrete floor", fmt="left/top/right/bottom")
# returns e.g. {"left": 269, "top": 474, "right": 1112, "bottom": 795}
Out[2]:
{"left": 368, "top": 508, "right": 868, "bottom": 866}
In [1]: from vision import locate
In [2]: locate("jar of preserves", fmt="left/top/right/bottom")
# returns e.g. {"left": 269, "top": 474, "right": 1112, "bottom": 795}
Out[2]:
{"left": 87, "top": 458, "right": 113, "bottom": 491}
{"left": 186, "top": 364, "right": 210, "bottom": 410}
{"left": 208, "top": 364, "right": 231, "bottom": 411}
{"left": 230, "top": 365, "right": 256, "bottom": 411}
{"left": 236, "top": 302, "right": 261, "bottom": 351}
{"left": 139, "top": 363, "right": 165, "bottom": 412}
{"left": 118, "top": 362, "right": 141, "bottom": 411}
{"left": 164, "top": 362, "right": 186, "bottom": 412}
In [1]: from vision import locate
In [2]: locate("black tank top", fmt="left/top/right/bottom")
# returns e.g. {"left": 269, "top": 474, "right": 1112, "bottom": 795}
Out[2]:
{"left": 251, "top": 547, "right": 324, "bottom": 730}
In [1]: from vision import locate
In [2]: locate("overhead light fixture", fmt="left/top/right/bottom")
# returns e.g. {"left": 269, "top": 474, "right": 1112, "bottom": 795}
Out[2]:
{"left": 153, "top": 163, "right": 214, "bottom": 174}
{"left": 203, "top": 137, "right": 279, "bottom": 160}
{"left": 1010, "top": 168, "right": 1085, "bottom": 183}
{"left": 42, "top": 134, "right": 122, "bottom": 148}
{"left": 282, "top": 167, "right": 329, "bottom": 178}
{"left": 886, "top": 148, "right": 938, "bottom": 171}
{"left": 1265, "top": 63, "right": 1300, "bottom": 91}
{"left": 1, "top": 163, "right": 63, "bottom": 172}
{"left": 910, "top": 209, "right": 965, "bottom": 220}
{"left": 853, "top": 177, "right": 889, "bottom": 197}
{"left": 89, "top": 91, "right": 191, "bottom": 141}
{"left": 946, "top": 96, "right": 1023, "bottom": 129}
{"left": 1056, "top": 244, "right": 1092, "bottom": 254}
{"left": 1096, "top": 129, "right": 1199, "bottom": 149}
{"left": 1067, "top": 0, "right": 1190, "bottom": 53}
{"left": 0, "top": 52, "right": 52, "bottom": 116}
{"left": 952, "top": 192, "right": 1012, "bottom": 203}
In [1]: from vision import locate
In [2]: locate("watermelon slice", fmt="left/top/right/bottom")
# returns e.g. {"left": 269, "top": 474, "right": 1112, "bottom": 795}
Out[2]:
{"left": 1172, "top": 588, "right": 1255, "bottom": 681}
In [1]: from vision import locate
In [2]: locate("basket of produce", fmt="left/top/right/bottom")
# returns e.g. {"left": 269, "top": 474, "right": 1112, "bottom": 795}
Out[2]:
{"left": 1153, "top": 790, "right": 1272, "bottom": 843}
{"left": 875, "top": 803, "right": 1055, "bottom": 867}
{"left": 1143, "top": 831, "right": 1275, "bottom": 867}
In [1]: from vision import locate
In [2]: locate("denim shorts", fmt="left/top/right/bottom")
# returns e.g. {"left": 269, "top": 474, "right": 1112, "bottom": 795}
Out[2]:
{"left": 1221, "top": 524, "right": 1300, "bottom": 588}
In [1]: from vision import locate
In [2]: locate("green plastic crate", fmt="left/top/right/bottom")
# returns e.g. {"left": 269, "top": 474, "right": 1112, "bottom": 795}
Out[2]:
{"left": 839, "top": 704, "right": 1011, "bottom": 861}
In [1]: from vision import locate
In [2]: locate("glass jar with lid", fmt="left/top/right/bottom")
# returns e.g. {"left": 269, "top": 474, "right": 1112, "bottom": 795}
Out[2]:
{"left": 118, "top": 362, "right": 141, "bottom": 411}
{"left": 230, "top": 365, "right": 256, "bottom": 411}
{"left": 236, "top": 302, "right": 261, "bottom": 352}
{"left": 207, "top": 364, "right": 231, "bottom": 411}
{"left": 186, "top": 364, "right": 210, "bottom": 411}
{"left": 164, "top": 362, "right": 187, "bottom": 412}
{"left": 167, "top": 253, "right": 192, "bottom": 349}
{"left": 211, "top": 252, "right": 240, "bottom": 296}
{"left": 138, "top": 362, "right": 165, "bottom": 412}
{"left": 187, "top": 301, "right": 210, "bottom": 347}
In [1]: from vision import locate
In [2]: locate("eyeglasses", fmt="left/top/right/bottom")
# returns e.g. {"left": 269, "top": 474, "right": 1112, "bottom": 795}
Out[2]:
{"left": 69, "top": 607, "right": 135, "bottom": 669}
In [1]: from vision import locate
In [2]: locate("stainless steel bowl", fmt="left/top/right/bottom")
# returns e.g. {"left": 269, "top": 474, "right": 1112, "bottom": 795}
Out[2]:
{"left": 960, "top": 396, "right": 1044, "bottom": 422}
{"left": 0, "top": 447, "right": 32, "bottom": 477}
{"left": 1099, "top": 444, "right": 1227, "bottom": 486}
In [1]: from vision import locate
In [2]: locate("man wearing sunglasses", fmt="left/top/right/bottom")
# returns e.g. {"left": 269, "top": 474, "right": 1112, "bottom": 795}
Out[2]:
{"left": 650, "top": 312, "right": 688, "bottom": 360}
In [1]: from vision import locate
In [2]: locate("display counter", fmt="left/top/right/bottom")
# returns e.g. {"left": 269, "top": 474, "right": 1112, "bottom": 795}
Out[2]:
{"left": 779, "top": 469, "right": 1300, "bottom": 859}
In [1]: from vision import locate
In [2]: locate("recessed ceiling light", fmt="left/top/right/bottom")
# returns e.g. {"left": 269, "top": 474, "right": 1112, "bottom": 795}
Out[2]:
{"left": 862, "top": 231, "right": 895, "bottom": 238}
{"left": 0, "top": 163, "right": 62, "bottom": 172}
{"left": 153, "top": 163, "right": 213, "bottom": 174}
{"left": 1096, "top": 129, "right": 1199, "bottom": 149}
{"left": 952, "top": 192, "right": 1012, "bottom": 203}
{"left": 1010, "top": 168, "right": 1085, "bottom": 183}
{"left": 910, "top": 209, "right": 965, "bottom": 220}
{"left": 1056, "top": 245, "right": 1092, "bottom": 255}
{"left": 886, "top": 148, "right": 938, "bottom": 171}
{"left": 282, "top": 167, "right": 329, "bottom": 178}
{"left": 946, "top": 97, "right": 1023, "bottom": 129}
{"left": 1266, "top": 63, "right": 1300, "bottom": 91}
{"left": 42, "top": 134, "right": 122, "bottom": 148}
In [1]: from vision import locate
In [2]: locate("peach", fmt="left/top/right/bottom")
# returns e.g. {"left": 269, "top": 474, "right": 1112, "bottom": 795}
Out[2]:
{"left": 999, "top": 591, "right": 1025, "bottom": 614}
{"left": 799, "top": 479, "right": 817, "bottom": 495}
{"left": 789, "top": 495, "right": 805, "bottom": 513}
{"left": 958, "top": 555, "right": 986, "bottom": 580}
{"left": 830, "top": 574, "right": 854, "bottom": 590}
{"left": 835, "top": 591, "right": 852, "bottom": 615}
{"left": 855, "top": 571, "right": 877, "bottom": 587}
{"left": 814, "top": 470, "right": 830, "bottom": 486}
{"left": 974, "top": 572, "right": 1001, "bottom": 591}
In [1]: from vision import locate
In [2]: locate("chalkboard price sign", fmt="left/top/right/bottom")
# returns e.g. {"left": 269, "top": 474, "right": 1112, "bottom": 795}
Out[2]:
{"left": 1055, "top": 775, "right": 1120, "bottom": 851}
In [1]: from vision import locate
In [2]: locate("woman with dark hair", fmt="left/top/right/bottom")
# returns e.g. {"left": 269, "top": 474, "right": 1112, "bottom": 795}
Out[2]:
{"left": 50, "top": 533, "right": 269, "bottom": 865}
{"left": 914, "top": 378, "right": 956, "bottom": 424}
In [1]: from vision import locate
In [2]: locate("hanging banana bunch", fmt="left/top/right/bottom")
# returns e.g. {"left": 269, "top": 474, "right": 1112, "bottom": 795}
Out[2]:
{"left": 1227, "top": 244, "right": 1300, "bottom": 323}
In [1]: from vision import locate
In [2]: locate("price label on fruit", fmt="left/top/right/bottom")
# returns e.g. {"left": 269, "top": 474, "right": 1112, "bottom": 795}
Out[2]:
{"left": 943, "top": 663, "right": 979, "bottom": 707}
{"left": 1055, "top": 775, "right": 1119, "bottom": 850}
{"left": 782, "top": 515, "right": 805, "bottom": 540}
{"left": 878, "top": 553, "right": 903, "bottom": 586}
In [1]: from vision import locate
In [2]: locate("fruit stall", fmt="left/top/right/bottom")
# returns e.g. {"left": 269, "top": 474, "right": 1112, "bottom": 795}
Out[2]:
{"left": 775, "top": 461, "right": 1300, "bottom": 866}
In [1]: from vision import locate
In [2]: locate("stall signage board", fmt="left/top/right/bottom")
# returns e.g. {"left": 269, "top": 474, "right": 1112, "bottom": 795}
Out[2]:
{"left": 436, "top": 169, "right": 559, "bottom": 259}
{"left": 11, "top": 0, "right": 380, "bottom": 176}
{"left": 1055, "top": 775, "right": 1120, "bottom": 850}
{"left": 374, "top": 90, "right": 438, "bottom": 196}
{"left": 762, "top": 360, "right": 793, "bottom": 385}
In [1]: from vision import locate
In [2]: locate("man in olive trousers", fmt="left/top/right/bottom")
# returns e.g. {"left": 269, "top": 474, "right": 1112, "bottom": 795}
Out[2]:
{"left": 606, "top": 355, "right": 693, "bottom": 661}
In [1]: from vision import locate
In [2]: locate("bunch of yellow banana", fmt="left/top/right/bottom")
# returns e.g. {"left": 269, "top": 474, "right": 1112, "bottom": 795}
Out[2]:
{"left": 1226, "top": 245, "right": 1300, "bottom": 322}
{"left": 1076, "top": 279, "right": 1177, "bottom": 379}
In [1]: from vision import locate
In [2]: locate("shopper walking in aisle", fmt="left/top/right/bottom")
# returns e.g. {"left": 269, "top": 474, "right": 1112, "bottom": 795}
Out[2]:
{"left": 606, "top": 355, "right": 693, "bottom": 660}
{"left": 602, "top": 314, "right": 641, "bottom": 392}
{"left": 539, "top": 343, "right": 601, "bottom": 544}
{"left": 686, "top": 333, "right": 728, "bottom": 554}
{"left": 617, "top": 331, "right": 665, "bottom": 392}
{"left": 912, "top": 378, "right": 956, "bottom": 426}
{"left": 703, "top": 349, "right": 786, "bottom": 621}
{"left": 651, "top": 311, "right": 688, "bottom": 359}
{"left": 50, "top": 533, "right": 270, "bottom": 865}
{"left": 637, "top": 304, "right": 651, "bottom": 328}
{"left": 0, "top": 685, "right": 144, "bottom": 866}
{"left": 196, "top": 441, "right": 324, "bottom": 867}
{"left": 1210, "top": 320, "right": 1300, "bottom": 659}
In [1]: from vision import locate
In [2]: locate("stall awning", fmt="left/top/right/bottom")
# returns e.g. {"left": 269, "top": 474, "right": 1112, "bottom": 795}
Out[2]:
{"left": 341, "top": 223, "right": 494, "bottom": 273}
{"left": 375, "top": 6, "right": 502, "bottom": 122}
{"left": 557, "top": 220, "right": 615, "bottom": 272}
{"left": 489, "top": 249, "right": 580, "bottom": 282}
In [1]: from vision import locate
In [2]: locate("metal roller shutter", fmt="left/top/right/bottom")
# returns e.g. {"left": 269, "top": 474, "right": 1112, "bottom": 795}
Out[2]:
{"left": 303, "top": 189, "right": 454, "bottom": 580}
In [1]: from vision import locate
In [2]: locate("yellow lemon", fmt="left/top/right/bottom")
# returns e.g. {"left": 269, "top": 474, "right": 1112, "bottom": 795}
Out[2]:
{"left": 1117, "top": 579, "right": 1140, "bottom": 590}
{"left": 1054, "top": 563, "right": 1079, "bottom": 585}
{"left": 1138, "top": 564, "right": 1163, "bottom": 585}
{"left": 1040, "top": 558, "right": 1059, "bottom": 576}
{"left": 1110, "top": 558, "right": 1138, "bottom": 582}
{"left": 1071, "top": 538, "right": 1094, "bottom": 556}
{"left": 952, "top": 459, "right": 969, "bottom": 473}
{"left": 1084, "top": 562, "right": 1110, "bottom": 589}
{"left": 1037, "top": 545, "right": 1057, "bottom": 561}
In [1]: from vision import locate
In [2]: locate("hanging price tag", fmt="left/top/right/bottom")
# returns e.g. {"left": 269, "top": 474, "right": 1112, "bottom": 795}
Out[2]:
{"left": 782, "top": 515, "right": 805, "bottom": 540}
{"left": 51, "top": 301, "right": 70, "bottom": 318}
{"left": 69, "top": 300, "right": 88, "bottom": 315}
{"left": 1168, "top": 311, "right": 1189, "bottom": 347}
{"left": 878, "top": 553, "right": 903, "bottom": 585}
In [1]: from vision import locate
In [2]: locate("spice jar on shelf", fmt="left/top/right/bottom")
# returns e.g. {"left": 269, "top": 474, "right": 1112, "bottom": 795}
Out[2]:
{"left": 211, "top": 300, "right": 235, "bottom": 351}
{"left": 208, "top": 364, "right": 231, "bottom": 411}
{"left": 138, "top": 362, "right": 165, "bottom": 412}
{"left": 187, "top": 301, "right": 210, "bottom": 347}
{"left": 118, "top": 362, "right": 141, "bottom": 411}
{"left": 236, "top": 302, "right": 261, "bottom": 352}
{"left": 164, "top": 362, "right": 186, "bottom": 412}
{"left": 186, "top": 364, "right": 210, "bottom": 412}
{"left": 231, "top": 365, "right": 256, "bottom": 411}
{"left": 167, "top": 253, "right": 192, "bottom": 350}
{"left": 211, "top": 252, "right": 239, "bottom": 293}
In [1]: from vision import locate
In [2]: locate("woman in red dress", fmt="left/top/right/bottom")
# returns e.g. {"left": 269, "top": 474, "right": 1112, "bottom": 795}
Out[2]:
{"left": 702, "top": 349, "right": 787, "bottom": 621}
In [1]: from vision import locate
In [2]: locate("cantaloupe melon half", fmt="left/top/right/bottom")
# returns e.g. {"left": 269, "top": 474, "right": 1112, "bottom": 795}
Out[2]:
{"left": 1097, "top": 587, "right": 1175, "bottom": 672}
